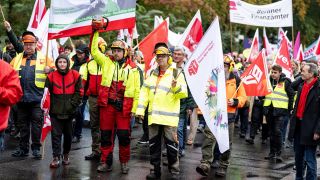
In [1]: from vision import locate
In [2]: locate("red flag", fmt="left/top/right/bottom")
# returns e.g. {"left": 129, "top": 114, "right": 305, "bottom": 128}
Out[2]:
{"left": 178, "top": 10, "right": 203, "bottom": 57}
{"left": 27, "top": 0, "right": 46, "bottom": 32}
{"left": 248, "top": 29, "right": 259, "bottom": 62}
{"left": 274, "top": 37, "right": 293, "bottom": 78}
{"left": 183, "top": 18, "right": 203, "bottom": 52}
{"left": 263, "top": 27, "right": 277, "bottom": 56}
{"left": 241, "top": 49, "right": 272, "bottom": 96}
{"left": 139, "top": 20, "right": 168, "bottom": 74}
{"left": 296, "top": 44, "right": 304, "bottom": 62}
{"left": 40, "top": 87, "right": 51, "bottom": 142}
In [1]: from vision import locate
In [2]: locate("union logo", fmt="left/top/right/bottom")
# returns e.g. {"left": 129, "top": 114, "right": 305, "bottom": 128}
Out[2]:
{"left": 188, "top": 59, "right": 199, "bottom": 76}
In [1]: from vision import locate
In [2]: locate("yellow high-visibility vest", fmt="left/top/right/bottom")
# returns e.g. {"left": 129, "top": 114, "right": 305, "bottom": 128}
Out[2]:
{"left": 264, "top": 81, "right": 288, "bottom": 109}
{"left": 12, "top": 51, "right": 47, "bottom": 88}
{"left": 81, "top": 60, "right": 102, "bottom": 81}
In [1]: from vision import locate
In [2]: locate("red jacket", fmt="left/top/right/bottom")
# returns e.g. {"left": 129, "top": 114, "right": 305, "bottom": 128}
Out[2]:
{"left": 45, "top": 70, "right": 83, "bottom": 118}
{"left": 0, "top": 60, "right": 23, "bottom": 131}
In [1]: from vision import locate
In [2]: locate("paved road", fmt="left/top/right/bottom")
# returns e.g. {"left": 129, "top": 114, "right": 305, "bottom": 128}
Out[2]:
{"left": 0, "top": 123, "right": 318, "bottom": 180}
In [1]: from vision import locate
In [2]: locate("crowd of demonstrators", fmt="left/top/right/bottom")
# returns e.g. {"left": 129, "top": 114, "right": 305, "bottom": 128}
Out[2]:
{"left": 1, "top": 18, "right": 320, "bottom": 180}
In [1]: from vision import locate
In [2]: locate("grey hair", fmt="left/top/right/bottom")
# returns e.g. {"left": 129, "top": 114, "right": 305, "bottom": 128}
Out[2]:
{"left": 173, "top": 46, "right": 186, "bottom": 55}
{"left": 305, "top": 63, "right": 318, "bottom": 77}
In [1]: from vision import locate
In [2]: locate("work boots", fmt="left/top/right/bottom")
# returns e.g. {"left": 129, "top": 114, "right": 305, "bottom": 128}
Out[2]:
{"left": 121, "top": 163, "right": 129, "bottom": 174}
{"left": 50, "top": 157, "right": 60, "bottom": 168}
{"left": 62, "top": 154, "right": 70, "bottom": 165}
{"left": 146, "top": 166, "right": 161, "bottom": 180}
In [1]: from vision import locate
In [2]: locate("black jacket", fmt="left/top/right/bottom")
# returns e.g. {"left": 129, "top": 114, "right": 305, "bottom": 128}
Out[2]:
{"left": 71, "top": 54, "right": 88, "bottom": 72}
{"left": 264, "top": 73, "right": 295, "bottom": 116}
{"left": 288, "top": 77, "right": 320, "bottom": 146}
{"left": 178, "top": 69, "right": 197, "bottom": 119}
{"left": 6, "top": 30, "right": 23, "bottom": 54}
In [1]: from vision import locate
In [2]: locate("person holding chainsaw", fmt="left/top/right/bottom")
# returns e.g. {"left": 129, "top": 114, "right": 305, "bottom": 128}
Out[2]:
{"left": 90, "top": 18, "right": 141, "bottom": 174}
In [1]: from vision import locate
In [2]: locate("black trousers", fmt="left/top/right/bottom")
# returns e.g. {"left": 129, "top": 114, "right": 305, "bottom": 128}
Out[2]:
{"left": 142, "top": 106, "right": 149, "bottom": 138}
{"left": 267, "top": 114, "right": 284, "bottom": 155}
{"left": 250, "top": 100, "right": 269, "bottom": 140}
{"left": 8, "top": 105, "right": 18, "bottom": 131}
{"left": 239, "top": 106, "right": 249, "bottom": 135}
{"left": 17, "top": 102, "right": 43, "bottom": 152}
{"left": 73, "top": 97, "right": 87, "bottom": 138}
{"left": 149, "top": 125, "right": 179, "bottom": 174}
{"left": 51, "top": 116, "right": 73, "bottom": 157}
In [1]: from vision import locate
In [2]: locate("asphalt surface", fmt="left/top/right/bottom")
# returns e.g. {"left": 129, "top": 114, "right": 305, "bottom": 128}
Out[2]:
{"left": 0, "top": 122, "right": 318, "bottom": 180}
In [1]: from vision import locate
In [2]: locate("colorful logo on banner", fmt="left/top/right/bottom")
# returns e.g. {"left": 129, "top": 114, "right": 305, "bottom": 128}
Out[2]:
{"left": 205, "top": 70, "right": 227, "bottom": 129}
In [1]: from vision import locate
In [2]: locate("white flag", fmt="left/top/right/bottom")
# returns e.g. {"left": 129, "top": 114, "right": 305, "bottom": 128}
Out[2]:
{"left": 184, "top": 17, "right": 229, "bottom": 153}
{"left": 33, "top": 9, "right": 59, "bottom": 60}
{"left": 27, "top": 0, "right": 47, "bottom": 32}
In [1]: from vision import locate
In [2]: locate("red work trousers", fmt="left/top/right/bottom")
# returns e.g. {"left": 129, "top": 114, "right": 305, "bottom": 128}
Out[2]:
{"left": 100, "top": 105, "right": 131, "bottom": 163}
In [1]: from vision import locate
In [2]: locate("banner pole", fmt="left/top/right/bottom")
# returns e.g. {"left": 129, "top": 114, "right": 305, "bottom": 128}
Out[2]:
{"left": 231, "top": 80, "right": 243, "bottom": 99}
{"left": 0, "top": 5, "right": 6, "bottom": 21}
{"left": 291, "top": 26, "right": 295, "bottom": 52}
{"left": 42, "top": 139, "right": 46, "bottom": 160}
{"left": 136, "top": 38, "right": 139, "bottom": 50}
{"left": 45, "top": 38, "right": 50, "bottom": 66}
{"left": 230, "top": 22, "right": 233, "bottom": 52}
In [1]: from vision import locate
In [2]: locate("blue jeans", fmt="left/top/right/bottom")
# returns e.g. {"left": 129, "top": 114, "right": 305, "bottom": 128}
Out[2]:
{"left": 177, "top": 118, "right": 186, "bottom": 153}
{"left": 0, "top": 131, "right": 4, "bottom": 151}
{"left": 294, "top": 128, "right": 317, "bottom": 180}
{"left": 130, "top": 116, "right": 135, "bottom": 130}
{"left": 281, "top": 115, "right": 289, "bottom": 143}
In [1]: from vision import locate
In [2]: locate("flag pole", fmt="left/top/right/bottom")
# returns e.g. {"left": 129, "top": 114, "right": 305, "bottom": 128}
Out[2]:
{"left": 42, "top": 139, "right": 46, "bottom": 160}
{"left": 45, "top": 38, "right": 50, "bottom": 66}
{"left": 231, "top": 80, "right": 243, "bottom": 99}
{"left": 0, "top": 5, "right": 6, "bottom": 21}
{"left": 136, "top": 38, "right": 139, "bottom": 50}
{"left": 230, "top": 22, "right": 233, "bottom": 52}
{"left": 291, "top": 26, "right": 295, "bottom": 52}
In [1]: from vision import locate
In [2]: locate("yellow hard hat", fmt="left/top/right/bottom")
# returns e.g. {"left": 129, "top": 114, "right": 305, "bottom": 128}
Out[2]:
{"left": 155, "top": 46, "right": 171, "bottom": 55}
{"left": 224, "top": 54, "right": 235, "bottom": 72}
{"left": 224, "top": 54, "right": 234, "bottom": 64}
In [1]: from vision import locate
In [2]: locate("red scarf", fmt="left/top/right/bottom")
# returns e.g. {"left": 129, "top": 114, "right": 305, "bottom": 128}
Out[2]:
{"left": 296, "top": 77, "right": 318, "bottom": 119}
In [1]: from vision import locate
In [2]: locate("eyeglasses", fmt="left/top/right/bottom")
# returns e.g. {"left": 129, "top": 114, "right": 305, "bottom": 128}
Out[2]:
{"left": 156, "top": 54, "right": 168, "bottom": 59}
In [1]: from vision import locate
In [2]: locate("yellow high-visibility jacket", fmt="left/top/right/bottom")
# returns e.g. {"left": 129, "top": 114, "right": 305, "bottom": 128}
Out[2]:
{"left": 136, "top": 66, "right": 188, "bottom": 127}
{"left": 91, "top": 31, "right": 141, "bottom": 113}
